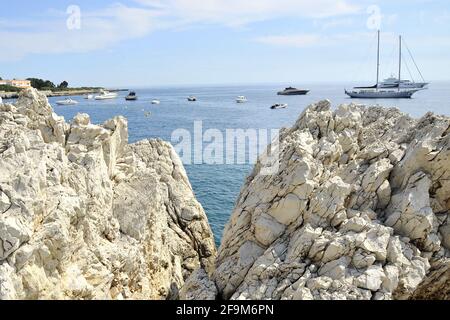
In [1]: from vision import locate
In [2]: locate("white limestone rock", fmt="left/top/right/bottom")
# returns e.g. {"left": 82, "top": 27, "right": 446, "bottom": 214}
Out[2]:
{"left": 206, "top": 101, "right": 449, "bottom": 300}
{"left": 179, "top": 268, "right": 217, "bottom": 300}
{"left": 254, "top": 214, "right": 286, "bottom": 246}
{"left": 268, "top": 193, "right": 303, "bottom": 226}
{"left": 0, "top": 89, "right": 216, "bottom": 300}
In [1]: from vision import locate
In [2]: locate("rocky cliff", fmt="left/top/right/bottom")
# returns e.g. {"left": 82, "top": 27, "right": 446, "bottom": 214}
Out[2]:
{"left": 183, "top": 100, "right": 449, "bottom": 300}
{"left": 0, "top": 89, "right": 216, "bottom": 299}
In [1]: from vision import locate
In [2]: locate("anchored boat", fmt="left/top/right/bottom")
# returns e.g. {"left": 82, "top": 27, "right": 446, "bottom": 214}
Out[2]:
{"left": 271, "top": 103, "right": 288, "bottom": 109}
{"left": 236, "top": 96, "right": 248, "bottom": 103}
{"left": 56, "top": 98, "right": 78, "bottom": 106}
{"left": 125, "top": 92, "right": 138, "bottom": 101}
{"left": 95, "top": 90, "right": 118, "bottom": 100}
{"left": 345, "top": 31, "right": 427, "bottom": 99}
{"left": 277, "top": 87, "right": 309, "bottom": 96}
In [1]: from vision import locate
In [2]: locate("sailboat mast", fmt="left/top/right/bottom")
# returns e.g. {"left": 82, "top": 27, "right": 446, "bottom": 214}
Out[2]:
{"left": 376, "top": 30, "right": 380, "bottom": 91}
{"left": 398, "top": 35, "right": 402, "bottom": 92}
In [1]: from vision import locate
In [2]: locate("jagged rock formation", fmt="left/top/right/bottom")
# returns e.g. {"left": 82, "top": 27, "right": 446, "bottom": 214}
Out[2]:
{"left": 0, "top": 89, "right": 216, "bottom": 299}
{"left": 184, "top": 100, "right": 449, "bottom": 300}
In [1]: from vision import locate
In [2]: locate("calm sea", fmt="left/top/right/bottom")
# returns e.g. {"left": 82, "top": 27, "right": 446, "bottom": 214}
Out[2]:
{"left": 46, "top": 82, "right": 450, "bottom": 244}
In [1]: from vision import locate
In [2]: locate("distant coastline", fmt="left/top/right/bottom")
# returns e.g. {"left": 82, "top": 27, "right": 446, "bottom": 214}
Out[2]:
{"left": 0, "top": 88, "right": 128, "bottom": 99}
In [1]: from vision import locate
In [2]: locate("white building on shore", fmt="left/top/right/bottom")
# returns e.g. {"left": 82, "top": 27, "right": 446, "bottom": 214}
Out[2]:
{"left": 0, "top": 79, "right": 32, "bottom": 88}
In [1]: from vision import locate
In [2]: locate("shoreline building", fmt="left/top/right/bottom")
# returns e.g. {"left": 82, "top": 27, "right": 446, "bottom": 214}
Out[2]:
{"left": 0, "top": 79, "right": 32, "bottom": 89}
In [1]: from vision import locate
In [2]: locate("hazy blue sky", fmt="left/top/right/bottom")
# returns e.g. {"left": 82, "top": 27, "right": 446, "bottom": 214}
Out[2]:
{"left": 1, "top": 0, "right": 449, "bottom": 87}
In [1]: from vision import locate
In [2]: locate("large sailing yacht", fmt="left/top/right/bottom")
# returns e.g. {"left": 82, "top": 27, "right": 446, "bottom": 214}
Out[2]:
{"left": 345, "top": 31, "right": 427, "bottom": 99}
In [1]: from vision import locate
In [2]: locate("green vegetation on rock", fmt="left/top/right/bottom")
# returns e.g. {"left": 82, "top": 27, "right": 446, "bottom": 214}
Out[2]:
{"left": 0, "top": 85, "right": 21, "bottom": 92}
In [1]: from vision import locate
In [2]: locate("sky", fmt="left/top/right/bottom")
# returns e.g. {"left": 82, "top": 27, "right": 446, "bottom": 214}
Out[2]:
{"left": 1, "top": 0, "right": 450, "bottom": 87}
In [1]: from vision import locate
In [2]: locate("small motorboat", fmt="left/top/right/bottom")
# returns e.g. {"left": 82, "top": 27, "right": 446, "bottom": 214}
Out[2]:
{"left": 236, "top": 96, "right": 247, "bottom": 103}
{"left": 84, "top": 94, "right": 94, "bottom": 99}
{"left": 187, "top": 96, "right": 197, "bottom": 102}
{"left": 271, "top": 103, "right": 288, "bottom": 109}
{"left": 95, "top": 90, "right": 118, "bottom": 100}
{"left": 56, "top": 98, "right": 78, "bottom": 106}
{"left": 151, "top": 99, "right": 160, "bottom": 105}
{"left": 125, "top": 92, "right": 138, "bottom": 101}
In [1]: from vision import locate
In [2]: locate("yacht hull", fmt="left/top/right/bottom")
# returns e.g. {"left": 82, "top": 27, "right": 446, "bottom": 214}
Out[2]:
{"left": 95, "top": 95, "right": 118, "bottom": 100}
{"left": 277, "top": 90, "right": 309, "bottom": 96}
{"left": 56, "top": 100, "right": 78, "bottom": 106}
{"left": 271, "top": 104, "right": 288, "bottom": 109}
{"left": 345, "top": 89, "right": 421, "bottom": 99}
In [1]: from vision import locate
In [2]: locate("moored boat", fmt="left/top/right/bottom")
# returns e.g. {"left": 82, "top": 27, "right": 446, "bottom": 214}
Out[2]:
{"left": 95, "top": 90, "right": 118, "bottom": 100}
{"left": 56, "top": 98, "right": 78, "bottom": 106}
{"left": 271, "top": 103, "right": 288, "bottom": 109}
{"left": 236, "top": 96, "right": 247, "bottom": 103}
{"left": 345, "top": 31, "right": 427, "bottom": 99}
{"left": 125, "top": 92, "right": 138, "bottom": 101}
{"left": 187, "top": 96, "right": 197, "bottom": 102}
{"left": 277, "top": 87, "right": 309, "bottom": 96}
{"left": 84, "top": 94, "right": 94, "bottom": 99}
{"left": 151, "top": 99, "right": 160, "bottom": 104}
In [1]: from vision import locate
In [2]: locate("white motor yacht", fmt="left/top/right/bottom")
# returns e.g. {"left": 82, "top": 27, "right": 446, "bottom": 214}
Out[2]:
{"left": 95, "top": 91, "right": 118, "bottom": 100}
{"left": 56, "top": 98, "right": 78, "bottom": 106}
{"left": 271, "top": 103, "right": 288, "bottom": 109}
{"left": 236, "top": 96, "right": 248, "bottom": 103}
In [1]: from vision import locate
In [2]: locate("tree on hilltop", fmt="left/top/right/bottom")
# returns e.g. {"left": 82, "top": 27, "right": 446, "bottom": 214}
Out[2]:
{"left": 58, "top": 81, "right": 69, "bottom": 89}
{"left": 27, "top": 78, "right": 56, "bottom": 90}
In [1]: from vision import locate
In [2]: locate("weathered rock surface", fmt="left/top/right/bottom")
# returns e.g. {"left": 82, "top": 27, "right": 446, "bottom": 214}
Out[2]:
{"left": 184, "top": 100, "right": 449, "bottom": 300}
{"left": 0, "top": 89, "right": 216, "bottom": 299}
